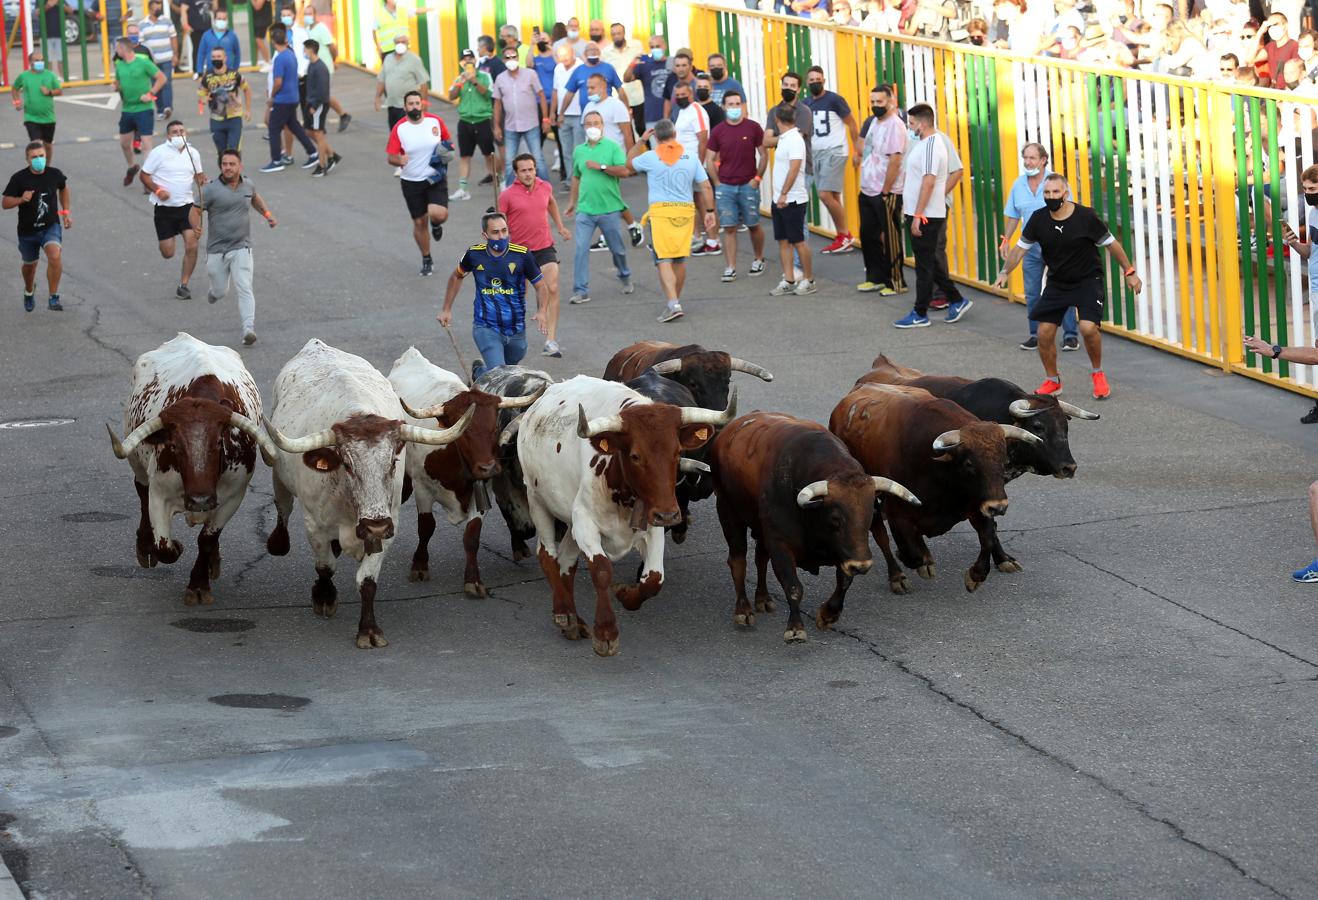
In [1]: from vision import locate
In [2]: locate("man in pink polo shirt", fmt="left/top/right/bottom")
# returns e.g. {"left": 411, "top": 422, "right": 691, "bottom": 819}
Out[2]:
{"left": 498, "top": 152, "right": 571, "bottom": 357}
{"left": 492, "top": 45, "right": 551, "bottom": 186}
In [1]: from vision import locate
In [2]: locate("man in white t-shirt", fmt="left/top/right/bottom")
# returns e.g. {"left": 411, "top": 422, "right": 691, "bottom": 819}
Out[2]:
{"left": 139, "top": 119, "right": 205, "bottom": 300}
{"left": 600, "top": 22, "right": 645, "bottom": 136}
{"left": 581, "top": 71, "right": 633, "bottom": 148}
{"left": 385, "top": 90, "right": 451, "bottom": 277}
{"left": 895, "top": 103, "right": 969, "bottom": 328}
{"left": 551, "top": 45, "right": 583, "bottom": 192}
{"left": 671, "top": 80, "right": 717, "bottom": 254}
{"left": 767, "top": 105, "right": 814, "bottom": 297}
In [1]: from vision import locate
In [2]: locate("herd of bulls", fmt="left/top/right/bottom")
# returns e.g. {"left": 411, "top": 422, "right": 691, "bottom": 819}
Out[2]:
{"left": 107, "top": 333, "right": 1100, "bottom": 656}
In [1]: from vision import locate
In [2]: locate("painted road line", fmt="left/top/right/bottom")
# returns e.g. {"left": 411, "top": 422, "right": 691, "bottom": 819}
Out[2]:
{"left": 0, "top": 854, "right": 24, "bottom": 900}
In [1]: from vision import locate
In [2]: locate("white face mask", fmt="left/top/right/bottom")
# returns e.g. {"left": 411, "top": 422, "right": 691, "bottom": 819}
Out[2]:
{"left": 168, "top": 135, "right": 186, "bottom": 149}
{"left": 585, "top": 126, "right": 603, "bottom": 142}
{"left": 567, "top": 28, "right": 579, "bottom": 39}
{"left": 1024, "top": 166, "right": 1040, "bottom": 176}
{"left": 505, "top": 59, "right": 519, "bottom": 71}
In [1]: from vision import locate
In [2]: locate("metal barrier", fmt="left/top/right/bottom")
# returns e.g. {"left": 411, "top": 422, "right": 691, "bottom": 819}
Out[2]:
{"left": 686, "top": 2, "right": 1318, "bottom": 399}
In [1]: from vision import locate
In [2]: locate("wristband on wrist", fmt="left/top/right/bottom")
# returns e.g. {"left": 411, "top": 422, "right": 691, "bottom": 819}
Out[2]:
{"left": 58, "top": 209, "right": 70, "bottom": 215}
{"left": 1123, "top": 266, "right": 1136, "bottom": 276}
{"left": 262, "top": 210, "right": 273, "bottom": 219}
{"left": 154, "top": 188, "right": 167, "bottom": 197}
{"left": 917, "top": 215, "right": 929, "bottom": 225}
{"left": 146, "top": 93, "right": 156, "bottom": 100}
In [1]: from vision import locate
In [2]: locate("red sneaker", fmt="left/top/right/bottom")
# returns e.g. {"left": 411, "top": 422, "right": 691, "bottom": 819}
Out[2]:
{"left": 929, "top": 297, "right": 950, "bottom": 310}
{"left": 1091, "top": 371, "right": 1111, "bottom": 400}
{"left": 1035, "top": 378, "right": 1063, "bottom": 396}
{"left": 821, "top": 233, "right": 854, "bottom": 254}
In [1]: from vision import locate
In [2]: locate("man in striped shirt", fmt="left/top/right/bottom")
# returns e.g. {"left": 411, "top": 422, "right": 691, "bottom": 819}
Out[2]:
{"left": 138, "top": 1, "right": 178, "bottom": 120}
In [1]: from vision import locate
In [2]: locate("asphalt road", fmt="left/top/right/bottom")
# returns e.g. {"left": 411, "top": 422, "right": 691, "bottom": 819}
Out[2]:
{"left": 1, "top": 71, "right": 1316, "bottom": 900}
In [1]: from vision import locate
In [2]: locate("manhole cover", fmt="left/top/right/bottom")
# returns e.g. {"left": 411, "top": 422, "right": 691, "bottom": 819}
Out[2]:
{"left": 171, "top": 618, "right": 255, "bottom": 634}
{"left": 208, "top": 693, "right": 310, "bottom": 711}
{"left": 61, "top": 511, "right": 130, "bottom": 523}
{"left": 0, "top": 417, "right": 75, "bottom": 430}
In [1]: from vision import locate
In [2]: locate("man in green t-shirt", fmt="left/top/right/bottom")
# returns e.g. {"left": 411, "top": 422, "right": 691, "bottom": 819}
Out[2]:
{"left": 564, "top": 110, "right": 632, "bottom": 303}
{"left": 111, "top": 37, "right": 166, "bottom": 188}
{"left": 11, "top": 51, "right": 62, "bottom": 162}
{"left": 447, "top": 48, "right": 499, "bottom": 204}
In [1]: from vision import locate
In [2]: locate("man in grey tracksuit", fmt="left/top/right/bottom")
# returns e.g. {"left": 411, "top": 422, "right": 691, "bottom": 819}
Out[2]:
{"left": 199, "top": 148, "right": 277, "bottom": 345}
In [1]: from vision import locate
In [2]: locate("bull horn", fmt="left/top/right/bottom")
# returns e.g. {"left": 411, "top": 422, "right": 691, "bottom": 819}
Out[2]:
{"left": 263, "top": 416, "right": 338, "bottom": 453}
{"left": 401, "top": 404, "right": 476, "bottom": 446}
{"left": 1057, "top": 400, "right": 1101, "bottom": 421}
{"left": 228, "top": 411, "right": 280, "bottom": 466}
{"left": 872, "top": 476, "right": 921, "bottom": 506}
{"left": 107, "top": 415, "right": 165, "bottom": 459}
{"left": 678, "top": 458, "right": 710, "bottom": 474}
{"left": 795, "top": 480, "right": 829, "bottom": 508}
{"left": 498, "top": 416, "right": 522, "bottom": 447}
{"left": 651, "top": 359, "right": 683, "bottom": 376}
{"left": 932, "top": 430, "right": 961, "bottom": 452}
{"left": 399, "top": 396, "right": 446, "bottom": 420}
{"left": 728, "top": 357, "right": 774, "bottom": 382}
{"left": 577, "top": 405, "right": 625, "bottom": 439}
{"left": 1000, "top": 423, "right": 1044, "bottom": 446}
{"left": 678, "top": 387, "right": 737, "bottom": 426}
{"left": 1009, "top": 399, "right": 1044, "bottom": 419}
{"left": 498, "top": 382, "right": 547, "bottom": 409}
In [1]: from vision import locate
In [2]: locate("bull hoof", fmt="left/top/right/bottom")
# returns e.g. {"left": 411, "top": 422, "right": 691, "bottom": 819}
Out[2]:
{"left": 313, "top": 597, "right": 338, "bottom": 618}
{"left": 964, "top": 570, "right": 985, "bottom": 593}
{"left": 890, "top": 574, "right": 911, "bottom": 595}
{"left": 408, "top": 567, "right": 429, "bottom": 582}
{"left": 783, "top": 625, "right": 808, "bottom": 643}
{"left": 156, "top": 540, "right": 183, "bottom": 565}
{"left": 592, "top": 636, "right": 620, "bottom": 657}
{"left": 733, "top": 612, "right": 755, "bottom": 627}
{"left": 814, "top": 607, "right": 838, "bottom": 631}
{"left": 511, "top": 541, "right": 529, "bottom": 562}
{"left": 464, "top": 581, "right": 488, "bottom": 599}
{"left": 754, "top": 596, "right": 776, "bottom": 612}
{"left": 355, "top": 630, "right": 389, "bottom": 649}
{"left": 330, "top": 540, "right": 342, "bottom": 558}
{"left": 181, "top": 587, "right": 214, "bottom": 606}
{"left": 917, "top": 563, "right": 937, "bottom": 580}
{"left": 554, "top": 613, "right": 589, "bottom": 640}
{"left": 266, "top": 524, "right": 290, "bottom": 557}
{"left": 996, "top": 559, "right": 1023, "bottom": 574}
{"left": 671, "top": 528, "right": 687, "bottom": 545}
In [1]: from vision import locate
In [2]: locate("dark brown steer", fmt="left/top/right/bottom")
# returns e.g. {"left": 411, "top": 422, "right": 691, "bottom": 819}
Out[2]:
{"left": 604, "top": 341, "right": 773, "bottom": 410}
{"left": 829, "top": 384, "right": 1042, "bottom": 593}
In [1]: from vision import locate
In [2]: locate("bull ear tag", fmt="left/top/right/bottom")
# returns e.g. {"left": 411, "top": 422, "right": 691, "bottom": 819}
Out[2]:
{"left": 598, "top": 438, "right": 610, "bottom": 452}
{"left": 315, "top": 457, "right": 332, "bottom": 471}
{"left": 694, "top": 427, "right": 709, "bottom": 441}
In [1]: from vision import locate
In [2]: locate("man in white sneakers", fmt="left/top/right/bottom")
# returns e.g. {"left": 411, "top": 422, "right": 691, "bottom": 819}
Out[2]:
{"left": 385, "top": 90, "right": 450, "bottom": 277}
{"left": 140, "top": 119, "right": 205, "bottom": 299}
{"left": 768, "top": 105, "right": 814, "bottom": 297}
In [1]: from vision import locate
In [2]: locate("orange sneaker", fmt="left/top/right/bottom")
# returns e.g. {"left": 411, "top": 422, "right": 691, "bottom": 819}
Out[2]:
{"left": 1091, "top": 371, "right": 1111, "bottom": 400}
{"left": 1035, "top": 378, "right": 1062, "bottom": 396}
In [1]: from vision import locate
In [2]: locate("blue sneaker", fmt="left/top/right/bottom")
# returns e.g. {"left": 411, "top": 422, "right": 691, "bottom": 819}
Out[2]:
{"left": 944, "top": 298, "right": 973, "bottom": 323}
{"left": 893, "top": 311, "right": 930, "bottom": 329}
{"left": 1293, "top": 559, "right": 1318, "bottom": 582}
{"left": 23, "top": 291, "right": 34, "bottom": 312}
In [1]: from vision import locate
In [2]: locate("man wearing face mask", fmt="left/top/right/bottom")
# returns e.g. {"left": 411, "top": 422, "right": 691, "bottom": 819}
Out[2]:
{"left": 1000, "top": 143, "right": 1077, "bottom": 351}
{"left": 660, "top": 49, "right": 696, "bottom": 121}
{"left": 561, "top": 42, "right": 622, "bottom": 122}
{"left": 260, "top": 24, "right": 318, "bottom": 173}
{"left": 198, "top": 47, "right": 250, "bottom": 158}
{"left": 761, "top": 71, "right": 812, "bottom": 181}
{"left": 1257, "top": 12, "right": 1299, "bottom": 88}
{"left": 625, "top": 36, "right": 672, "bottom": 137}
{"left": 601, "top": 23, "right": 644, "bottom": 136}
{"left": 301, "top": 3, "right": 350, "bottom": 131}
{"left": 3, "top": 141, "right": 71, "bottom": 313}
{"left": 12, "top": 52, "right": 62, "bottom": 164}
{"left": 856, "top": 84, "right": 905, "bottom": 295}
{"left": 196, "top": 6, "right": 240, "bottom": 76}
{"left": 138, "top": 0, "right": 178, "bottom": 119}
{"left": 386, "top": 90, "right": 451, "bottom": 277}
{"left": 449, "top": 47, "right": 500, "bottom": 204}
{"left": 705, "top": 53, "right": 743, "bottom": 105}
{"left": 553, "top": 17, "right": 588, "bottom": 59}
{"left": 695, "top": 74, "right": 724, "bottom": 130}
{"left": 803, "top": 66, "right": 860, "bottom": 256}
{"left": 438, "top": 211, "right": 549, "bottom": 381}
{"left": 995, "top": 173, "right": 1142, "bottom": 400}
{"left": 670, "top": 81, "right": 717, "bottom": 256}
{"left": 493, "top": 45, "right": 551, "bottom": 186}
{"left": 175, "top": 0, "right": 211, "bottom": 77}
{"left": 141, "top": 120, "right": 206, "bottom": 300}
{"left": 565, "top": 110, "right": 633, "bottom": 305}
{"left": 113, "top": 37, "right": 167, "bottom": 188}
{"left": 1279, "top": 165, "right": 1318, "bottom": 424}
{"left": 705, "top": 90, "right": 767, "bottom": 281}
{"left": 374, "top": 33, "right": 430, "bottom": 145}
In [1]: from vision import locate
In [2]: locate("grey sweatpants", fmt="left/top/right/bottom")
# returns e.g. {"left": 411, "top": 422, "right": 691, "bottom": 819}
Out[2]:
{"left": 206, "top": 247, "right": 255, "bottom": 334}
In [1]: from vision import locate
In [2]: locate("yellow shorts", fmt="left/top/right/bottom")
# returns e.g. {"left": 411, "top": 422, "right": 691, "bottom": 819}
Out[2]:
{"left": 642, "top": 202, "right": 696, "bottom": 261}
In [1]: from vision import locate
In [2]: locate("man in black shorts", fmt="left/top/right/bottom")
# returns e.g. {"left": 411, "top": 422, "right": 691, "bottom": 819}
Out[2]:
{"left": 498, "top": 153, "right": 571, "bottom": 356}
{"left": 140, "top": 120, "right": 205, "bottom": 299}
{"left": 995, "top": 173, "right": 1142, "bottom": 400}
{"left": 385, "top": 90, "right": 450, "bottom": 276}
{"left": 448, "top": 48, "right": 500, "bottom": 204}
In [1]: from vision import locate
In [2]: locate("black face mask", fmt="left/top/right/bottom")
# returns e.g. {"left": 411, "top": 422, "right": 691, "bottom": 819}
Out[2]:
{"left": 1306, "top": 192, "right": 1318, "bottom": 208}
{"left": 871, "top": 105, "right": 887, "bottom": 118}
{"left": 406, "top": 108, "right": 423, "bottom": 121}
{"left": 585, "top": 56, "right": 600, "bottom": 64}
{"left": 1044, "top": 197, "right": 1064, "bottom": 212}
{"left": 613, "top": 38, "right": 626, "bottom": 48}
{"left": 589, "top": 33, "right": 604, "bottom": 42}
{"left": 695, "top": 88, "right": 710, "bottom": 101}
{"left": 212, "top": 61, "right": 225, "bottom": 70}
{"left": 781, "top": 87, "right": 796, "bottom": 103}
{"left": 969, "top": 35, "right": 985, "bottom": 45}
{"left": 537, "top": 41, "right": 549, "bottom": 51}
{"left": 808, "top": 82, "right": 824, "bottom": 96}
{"left": 675, "top": 96, "right": 691, "bottom": 108}
{"left": 710, "top": 66, "right": 725, "bottom": 80}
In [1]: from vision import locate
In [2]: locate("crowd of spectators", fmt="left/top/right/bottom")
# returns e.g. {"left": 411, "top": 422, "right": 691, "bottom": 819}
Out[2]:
{"left": 733, "top": 0, "right": 1318, "bottom": 90}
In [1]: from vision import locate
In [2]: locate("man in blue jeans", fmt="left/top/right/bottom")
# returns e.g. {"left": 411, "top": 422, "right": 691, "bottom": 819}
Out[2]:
{"left": 259, "top": 23, "right": 316, "bottom": 174}
{"left": 564, "top": 110, "right": 632, "bottom": 304}
{"left": 1001, "top": 142, "right": 1079, "bottom": 352}
{"left": 438, "top": 211, "right": 549, "bottom": 380}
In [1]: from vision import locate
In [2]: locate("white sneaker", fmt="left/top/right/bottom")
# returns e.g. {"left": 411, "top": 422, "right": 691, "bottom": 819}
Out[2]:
{"left": 657, "top": 304, "right": 684, "bottom": 323}
{"left": 721, "top": 267, "right": 737, "bottom": 282}
{"left": 769, "top": 279, "right": 796, "bottom": 296}
{"left": 793, "top": 279, "right": 816, "bottom": 295}
{"left": 793, "top": 266, "right": 805, "bottom": 282}
{"left": 450, "top": 188, "right": 472, "bottom": 201}
{"left": 620, "top": 277, "right": 635, "bottom": 294}
{"left": 258, "top": 62, "right": 271, "bottom": 73}
{"left": 748, "top": 258, "right": 766, "bottom": 277}
{"left": 542, "top": 340, "right": 562, "bottom": 357}
{"left": 738, "top": 223, "right": 749, "bottom": 232}
{"left": 569, "top": 293, "right": 591, "bottom": 304}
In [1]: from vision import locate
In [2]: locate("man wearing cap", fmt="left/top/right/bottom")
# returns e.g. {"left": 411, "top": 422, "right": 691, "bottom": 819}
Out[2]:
{"left": 374, "top": 32, "right": 430, "bottom": 145}
{"left": 492, "top": 44, "right": 550, "bottom": 186}
{"left": 449, "top": 47, "right": 500, "bottom": 204}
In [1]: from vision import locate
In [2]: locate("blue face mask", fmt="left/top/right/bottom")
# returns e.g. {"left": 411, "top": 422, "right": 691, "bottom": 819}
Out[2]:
{"left": 280, "top": 14, "right": 294, "bottom": 26}
{"left": 30, "top": 156, "right": 46, "bottom": 173}
{"left": 32, "top": 60, "right": 44, "bottom": 71}
{"left": 726, "top": 106, "right": 742, "bottom": 121}
{"left": 587, "top": 93, "right": 601, "bottom": 104}
{"left": 487, "top": 237, "right": 509, "bottom": 254}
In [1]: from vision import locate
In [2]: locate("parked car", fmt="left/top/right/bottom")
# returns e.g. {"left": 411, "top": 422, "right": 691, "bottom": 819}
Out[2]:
{"left": 2, "top": 0, "right": 126, "bottom": 46}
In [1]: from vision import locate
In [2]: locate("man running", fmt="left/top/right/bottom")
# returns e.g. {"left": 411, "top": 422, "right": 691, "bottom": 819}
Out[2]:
{"left": 138, "top": 0, "right": 177, "bottom": 120}
{"left": 303, "top": 39, "right": 339, "bottom": 176}
{"left": 12, "top": 51, "right": 62, "bottom": 163}
{"left": 1002, "top": 142, "right": 1078, "bottom": 351}
{"left": 622, "top": 118, "right": 716, "bottom": 323}
{"left": 260, "top": 23, "right": 318, "bottom": 174}
{"left": 499, "top": 153, "right": 571, "bottom": 357}
{"left": 141, "top": 119, "right": 205, "bottom": 299}
{"left": 3, "top": 141, "right": 70, "bottom": 312}
{"left": 198, "top": 149, "right": 277, "bottom": 346}
{"left": 197, "top": 47, "right": 250, "bottom": 159}
{"left": 113, "top": 37, "right": 167, "bottom": 188}
{"left": 438, "top": 211, "right": 549, "bottom": 380}
{"left": 994, "top": 173, "right": 1142, "bottom": 400}
{"left": 386, "top": 90, "right": 450, "bottom": 277}
{"left": 705, "top": 90, "right": 766, "bottom": 282}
